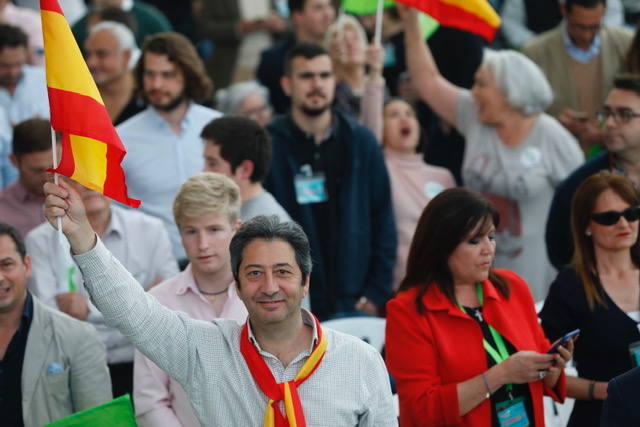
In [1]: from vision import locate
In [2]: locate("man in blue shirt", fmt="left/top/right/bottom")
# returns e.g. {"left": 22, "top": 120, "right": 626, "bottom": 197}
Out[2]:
{"left": 117, "top": 32, "right": 221, "bottom": 261}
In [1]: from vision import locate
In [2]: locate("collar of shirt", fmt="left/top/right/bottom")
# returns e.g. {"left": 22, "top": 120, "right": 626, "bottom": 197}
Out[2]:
{"left": 7, "top": 180, "right": 39, "bottom": 204}
{"left": 147, "top": 102, "right": 196, "bottom": 135}
{"left": 286, "top": 113, "right": 337, "bottom": 145}
{"left": 102, "top": 205, "right": 124, "bottom": 239}
{"left": 23, "top": 291, "right": 33, "bottom": 323}
{"left": 247, "top": 308, "right": 319, "bottom": 359}
{"left": 175, "top": 264, "right": 238, "bottom": 300}
{"left": 562, "top": 21, "right": 601, "bottom": 63}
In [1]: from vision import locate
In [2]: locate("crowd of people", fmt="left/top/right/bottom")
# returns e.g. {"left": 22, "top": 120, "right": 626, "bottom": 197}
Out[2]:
{"left": 2, "top": 0, "right": 640, "bottom": 425}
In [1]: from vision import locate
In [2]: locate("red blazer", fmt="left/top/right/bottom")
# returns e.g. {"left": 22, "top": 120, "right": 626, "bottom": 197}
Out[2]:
{"left": 385, "top": 269, "right": 566, "bottom": 427}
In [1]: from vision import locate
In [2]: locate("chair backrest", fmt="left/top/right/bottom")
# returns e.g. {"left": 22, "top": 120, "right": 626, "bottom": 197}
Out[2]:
{"left": 321, "top": 317, "right": 386, "bottom": 352}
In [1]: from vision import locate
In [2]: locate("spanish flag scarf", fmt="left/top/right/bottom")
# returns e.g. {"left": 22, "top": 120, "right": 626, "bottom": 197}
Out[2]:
{"left": 240, "top": 315, "right": 328, "bottom": 427}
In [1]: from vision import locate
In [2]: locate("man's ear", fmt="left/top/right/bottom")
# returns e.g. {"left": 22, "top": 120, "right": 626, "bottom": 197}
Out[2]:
{"left": 9, "top": 153, "right": 18, "bottom": 168}
{"left": 235, "top": 159, "right": 255, "bottom": 180}
{"left": 560, "top": 3, "right": 567, "bottom": 17}
{"left": 281, "top": 75, "right": 292, "bottom": 97}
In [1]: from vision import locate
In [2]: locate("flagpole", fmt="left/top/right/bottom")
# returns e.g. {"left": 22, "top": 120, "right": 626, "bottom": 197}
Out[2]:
{"left": 50, "top": 127, "right": 63, "bottom": 236}
{"left": 374, "top": 0, "right": 384, "bottom": 45}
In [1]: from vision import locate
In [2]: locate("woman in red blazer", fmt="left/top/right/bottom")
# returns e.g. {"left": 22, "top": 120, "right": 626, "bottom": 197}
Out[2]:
{"left": 385, "top": 188, "right": 572, "bottom": 427}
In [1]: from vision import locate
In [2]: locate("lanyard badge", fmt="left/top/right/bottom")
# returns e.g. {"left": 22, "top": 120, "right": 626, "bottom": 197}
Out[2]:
{"left": 294, "top": 164, "right": 328, "bottom": 205}
{"left": 458, "top": 284, "right": 531, "bottom": 427}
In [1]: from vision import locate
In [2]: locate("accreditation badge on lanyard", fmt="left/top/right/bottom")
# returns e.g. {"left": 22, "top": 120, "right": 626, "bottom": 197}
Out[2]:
{"left": 294, "top": 164, "right": 328, "bottom": 204}
{"left": 460, "top": 284, "right": 531, "bottom": 427}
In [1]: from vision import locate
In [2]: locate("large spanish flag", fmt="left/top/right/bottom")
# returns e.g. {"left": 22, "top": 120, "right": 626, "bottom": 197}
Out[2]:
{"left": 395, "top": 0, "right": 500, "bottom": 42}
{"left": 40, "top": 0, "right": 140, "bottom": 208}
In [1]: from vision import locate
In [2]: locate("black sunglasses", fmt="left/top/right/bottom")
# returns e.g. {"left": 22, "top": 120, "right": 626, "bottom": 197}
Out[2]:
{"left": 591, "top": 206, "right": 640, "bottom": 226}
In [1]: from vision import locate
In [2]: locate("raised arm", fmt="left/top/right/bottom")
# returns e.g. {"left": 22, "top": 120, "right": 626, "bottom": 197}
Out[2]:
{"left": 398, "top": 5, "right": 463, "bottom": 126}
{"left": 42, "top": 181, "right": 200, "bottom": 388}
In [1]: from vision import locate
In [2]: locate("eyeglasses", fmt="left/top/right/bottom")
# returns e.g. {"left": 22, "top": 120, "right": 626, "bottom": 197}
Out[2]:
{"left": 591, "top": 206, "right": 640, "bottom": 226}
{"left": 596, "top": 107, "right": 640, "bottom": 125}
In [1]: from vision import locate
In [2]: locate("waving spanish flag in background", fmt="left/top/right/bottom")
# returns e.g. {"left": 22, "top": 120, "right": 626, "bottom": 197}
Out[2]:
{"left": 40, "top": 0, "right": 140, "bottom": 208}
{"left": 387, "top": 0, "right": 500, "bottom": 42}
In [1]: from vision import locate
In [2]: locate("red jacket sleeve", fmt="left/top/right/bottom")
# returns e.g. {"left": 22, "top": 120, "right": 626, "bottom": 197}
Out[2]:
{"left": 385, "top": 295, "right": 463, "bottom": 426}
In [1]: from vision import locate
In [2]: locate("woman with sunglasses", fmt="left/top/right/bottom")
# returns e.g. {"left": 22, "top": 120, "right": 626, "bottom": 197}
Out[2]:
{"left": 540, "top": 171, "right": 640, "bottom": 426}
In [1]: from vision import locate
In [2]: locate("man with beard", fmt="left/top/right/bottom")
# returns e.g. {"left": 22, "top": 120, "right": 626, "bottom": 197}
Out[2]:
{"left": 117, "top": 32, "right": 221, "bottom": 261}
{"left": 85, "top": 21, "right": 145, "bottom": 125}
{"left": 264, "top": 43, "right": 396, "bottom": 320}
{"left": 0, "top": 24, "right": 49, "bottom": 125}
{"left": 546, "top": 75, "right": 640, "bottom": 269}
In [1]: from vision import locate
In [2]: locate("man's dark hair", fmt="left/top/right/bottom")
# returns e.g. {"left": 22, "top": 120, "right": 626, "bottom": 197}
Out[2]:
{"left": 0, "top": 24, "right": 28, "bottom": 52}
{"left": 288, "top": 0, "right": 307, "bottom": 13}
{"left": 0, "top": 222, "right": 26, "bottom": 260}
{"left": 134, "top": 32, "right": 213, "bottom": 103}
{"left": 613, "top": 75, "right": 640, "bottom": 97}
{"left": 12, "top": 118, "right": 53, "bottom": 158}
{"left": 229, "top": 215, "right": 312, "bottom": 284}
{"left": 565, "top": 0, "right": 606, "bottom": 12}
{"left": 284, "top": 42, "right": 330, "bottom": 76}
{"left": 91, "top": 6, "right": 138, "bottom": 34}
{"left": 201, "top": 115, "right": 272, "bottom": 183}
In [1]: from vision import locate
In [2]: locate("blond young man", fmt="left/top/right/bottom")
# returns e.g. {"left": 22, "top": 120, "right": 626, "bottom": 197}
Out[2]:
{"left": 133, "top": 172, "right": 248, "bottom": 427}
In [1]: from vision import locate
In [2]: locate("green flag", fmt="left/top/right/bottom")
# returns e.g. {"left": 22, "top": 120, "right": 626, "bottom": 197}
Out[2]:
{"left": 341, "top": 0, "right": 440, "bottom": 40}
{"left": 45, "top": 395, "right": 136, "bottom": 427}
{"left": 342, "top": 0, "right": 394, "bottom": 15}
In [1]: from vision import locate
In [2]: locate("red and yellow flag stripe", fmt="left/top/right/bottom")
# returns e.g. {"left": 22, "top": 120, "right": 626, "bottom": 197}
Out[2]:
{"left": 41, "top": 0, "right": 140, "bottom": 207}
{"left": 396, "top": 0, "right": 500, "bottom": 42}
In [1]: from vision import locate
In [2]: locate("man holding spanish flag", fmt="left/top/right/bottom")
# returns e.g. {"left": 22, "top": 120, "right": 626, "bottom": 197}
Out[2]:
{"left": 42, "top": 180, "right": 396, "bottom": 427}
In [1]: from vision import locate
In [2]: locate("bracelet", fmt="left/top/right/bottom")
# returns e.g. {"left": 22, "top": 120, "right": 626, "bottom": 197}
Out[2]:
{"left": 588, "top": 380, "right": 596, "bottom": 400}
{"left": 481, "top": 373, "right": 492, "bottom": 399}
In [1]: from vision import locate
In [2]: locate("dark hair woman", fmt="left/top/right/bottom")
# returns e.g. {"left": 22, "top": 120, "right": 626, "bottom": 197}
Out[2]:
{"left": 540, "top": 171, "right": 640, "bottom": 426}
{"left": 386, "top": 188, "right": 572, "bottom": 426}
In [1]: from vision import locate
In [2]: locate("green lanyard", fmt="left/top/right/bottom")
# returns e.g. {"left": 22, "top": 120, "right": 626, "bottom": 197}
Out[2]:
{"left": 458, "top": 283, "right": 513, "bottom": 395}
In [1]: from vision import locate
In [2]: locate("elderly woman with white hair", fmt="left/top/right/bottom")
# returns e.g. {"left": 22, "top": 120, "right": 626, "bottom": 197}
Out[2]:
{"left": 400, "top": 6, "right": 584, "bottom": 300}
{"left": 214, "top": 80, "right": 273, "bottom": 127}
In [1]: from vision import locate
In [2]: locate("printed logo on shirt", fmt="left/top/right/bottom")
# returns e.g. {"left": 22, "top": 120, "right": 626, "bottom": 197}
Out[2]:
{"left": 424, "top": 181, "right": 445, "bottom": 199}
{"left": 520, "top": 147, "right": 542, "bottom": 168}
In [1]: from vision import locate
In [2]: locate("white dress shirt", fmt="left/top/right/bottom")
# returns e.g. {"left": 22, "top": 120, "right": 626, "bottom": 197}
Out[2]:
{"left": 0, "top": 65, "right": 50, "bottom": 125}
{"left": 117, "top": 103, "right": 222, "bottom": 260}
{"left": 26, "top": 204, "right": 179, "bottom": 363}
{"left": 76, "top": 239, "right": 397, "bottom": 427}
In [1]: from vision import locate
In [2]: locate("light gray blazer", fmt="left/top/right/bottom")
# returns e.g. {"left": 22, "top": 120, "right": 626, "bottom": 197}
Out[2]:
{"left": 22, "top": 294, "right": 112, "bottom": 427}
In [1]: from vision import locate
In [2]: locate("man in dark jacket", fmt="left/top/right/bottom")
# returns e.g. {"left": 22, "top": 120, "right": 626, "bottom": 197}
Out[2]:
{"left": 265, "top": 42, "right": 396, "bottom": 320}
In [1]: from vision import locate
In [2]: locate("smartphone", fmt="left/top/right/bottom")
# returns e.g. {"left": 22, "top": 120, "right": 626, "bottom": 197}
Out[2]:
{"left": 547, "top": 329, "right": 580, "bottom": 354}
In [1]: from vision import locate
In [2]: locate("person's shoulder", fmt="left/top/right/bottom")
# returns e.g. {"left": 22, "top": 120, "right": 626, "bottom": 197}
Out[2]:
{"left": 266, "top": 115, "right": 293, "bottom": 138}
{"left": 147, "top": 272, "right": 185, "bottom": 302}
{"left": 548, "top": 267, "right": 583, "bottom": 294}
{"left": 602, "top": 25, "right": 634, "bottom": 43}
{"left": 261, "top": 35, "right": 296, "bottom": 58}
{"left": 131, "top": 0, "right": 170, "bottom": 23}
{"left": 523, "top": 26, "right": 562, "bottom": 54}
{"left": 611, "top": 366, "right": 640, "bottom": 393}
{"left": 494, "top": 268, "right": 529, "bottom": 291}
{"left": 116, "top": 107, "right": 153, "bottom": 132}
{"left": 34, "top": 295, "right": 98, "bottom": 338}
{"left": 337, "top": 111, "right": 378, "bottom": 147}
{"left": 112, "top": 204, "right": 164, "bottom": 230}
{"left": 25, "top": 220, "right": 55, "bottom": 244}
{"left": 557, "top": 151, "right": 608, "bottom": 192}
{"left": 189, "top": 103, "right": 222, "bottom": 121}
{"left": 325, "top": 327, "right": 384, "bottom": 362}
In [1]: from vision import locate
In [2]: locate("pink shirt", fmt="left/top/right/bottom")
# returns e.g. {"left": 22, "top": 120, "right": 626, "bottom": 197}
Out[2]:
{"left": 0, "top": 180, "right": 45, "bottom": 237}
{"left": 133, "top": 265, "right": 248, "bottom": 427}
{"left": 384, "top": 150, "right": 456, "bottom": 290}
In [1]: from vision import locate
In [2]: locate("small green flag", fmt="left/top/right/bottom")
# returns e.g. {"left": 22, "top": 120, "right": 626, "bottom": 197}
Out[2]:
{"left": 342, "top": 0, "right": 395, "bottom": 15}
{"left": 340, "top": 0, "right": 440, "bottom": 40}
{"left": 45, "top": 394, "right": 136, "bottom": 427}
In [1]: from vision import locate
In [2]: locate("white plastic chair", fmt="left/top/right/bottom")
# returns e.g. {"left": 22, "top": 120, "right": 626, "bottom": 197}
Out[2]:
{"left": 321, "top": 317, "right": 386, "bottom": 352}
